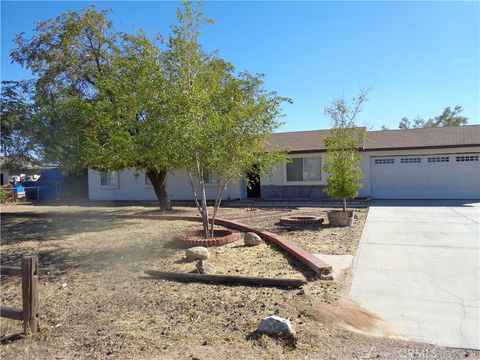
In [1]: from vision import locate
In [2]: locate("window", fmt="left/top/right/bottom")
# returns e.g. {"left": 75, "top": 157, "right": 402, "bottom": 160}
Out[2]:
{"left": 400, "top": 158, "right": 421, "bottom": 164}
{"left": 100, "top": 171, "right": 118, "bottom": 188}
{"left": 304, "top": 157, "right": 322, "bottom": 180}
{"left": 427, "top": 157, "right": 449, "bottom": 163}
{"left": 374, "top": 158, "right": 394, "bottom": 165}
{"left": 203, "top": 171, "right": 217, "bottom": 184}
{"left": 145, "top": 172, "right": 152, "bottom": 186}
{"left": 456, "top": 155, "right": 479, "bottom": 162}
{"left": 286, "top": 157, "right": 322, "bottom": 182}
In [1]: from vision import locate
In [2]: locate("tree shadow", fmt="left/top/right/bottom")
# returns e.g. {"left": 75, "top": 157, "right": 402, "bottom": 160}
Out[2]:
{"left": 0, "top": 333, "right": 25, "bottom": 345}
{"left": 0, "top": 215, "right": 133, "bottom": 246}
{"left": 273, "top": 222, "right": 326, "bottom": 234}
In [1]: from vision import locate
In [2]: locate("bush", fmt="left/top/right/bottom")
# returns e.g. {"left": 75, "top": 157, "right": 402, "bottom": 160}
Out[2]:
{"left": 0, "top": 186, "right": 8, "bottom": 203}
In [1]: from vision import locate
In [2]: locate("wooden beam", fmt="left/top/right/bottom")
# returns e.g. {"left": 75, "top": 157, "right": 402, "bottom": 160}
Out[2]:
{"left": 0, "top": 306, "right": 23, "bottom": 320}
{"left": 22, "top": 256, "right": 39, "bottom": 335}
{"left": 0, "top": 266, "right": 22, "bottom": 277}
{"left": 145, "top": 271, "right": 306, "bottom": 288}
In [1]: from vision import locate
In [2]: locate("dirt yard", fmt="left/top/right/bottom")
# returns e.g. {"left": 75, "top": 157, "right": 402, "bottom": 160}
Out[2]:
{"left": 0, "top": 203, "right": 477, "bottom": 359}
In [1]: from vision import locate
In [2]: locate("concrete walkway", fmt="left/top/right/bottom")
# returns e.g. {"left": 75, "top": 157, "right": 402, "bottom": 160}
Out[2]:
{"left": 351, "top": 200, "right": 480, "bottom": 350}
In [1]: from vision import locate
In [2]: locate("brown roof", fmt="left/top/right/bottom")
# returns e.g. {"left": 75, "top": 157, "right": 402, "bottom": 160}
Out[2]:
{"left": 268, "top": 125, "right": 480, "bottom": 153}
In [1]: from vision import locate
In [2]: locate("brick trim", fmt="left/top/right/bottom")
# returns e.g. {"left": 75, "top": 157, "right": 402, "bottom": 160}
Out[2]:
{"left": 279, "top": 216, "right": 324, "bottom": 225}
{"left": 1, "top": 211, "right": 332, "bottom": 276}
{"left": 177, "top": 229, "right": 240, "bottom": 247}
{"left": 152, "top": 215, "right": 332, "bottom": 276}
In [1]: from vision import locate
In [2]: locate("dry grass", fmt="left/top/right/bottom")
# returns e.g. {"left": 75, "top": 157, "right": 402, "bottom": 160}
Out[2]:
{"left": 0, "top": 203, "right": 476, "bottom": 359}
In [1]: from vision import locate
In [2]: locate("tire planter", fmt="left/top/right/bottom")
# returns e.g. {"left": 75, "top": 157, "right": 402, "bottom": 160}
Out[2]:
{"left": 177, "top": 229, "right": 241, "bottom": 247}
{"left": 327, "top": 210, "right": 354, "bottom": 227}
{"left": 279, "top": 216, "right": 324, "bottom": 226}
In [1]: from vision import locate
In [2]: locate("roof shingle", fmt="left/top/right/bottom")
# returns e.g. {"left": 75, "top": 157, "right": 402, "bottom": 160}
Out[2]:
{"left": 268, "top": 125, "right": 480, "bottom": 153}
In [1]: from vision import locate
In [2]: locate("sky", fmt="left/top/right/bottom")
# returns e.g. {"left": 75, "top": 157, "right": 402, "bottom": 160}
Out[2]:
{"left": 1, "top": 1, "right": 479, "bottom": 132}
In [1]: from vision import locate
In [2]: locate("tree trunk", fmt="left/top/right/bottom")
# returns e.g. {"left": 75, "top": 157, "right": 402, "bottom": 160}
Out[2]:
{"left": 146, "top": 169, "right": 172, "bottom": 211}
{"left": 200, "top": 183, "right": 209, "bottom": 238}
{"left": 343, "top": 198, "right": 347, "bottom": 213}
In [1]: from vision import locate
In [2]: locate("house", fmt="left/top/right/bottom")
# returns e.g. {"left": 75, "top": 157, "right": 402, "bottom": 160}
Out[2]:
{"left": 88, "top": 125, "right": 480, "bottom": 201}
{"left": 0, "top": 157, "right": 57, "bottom": 186}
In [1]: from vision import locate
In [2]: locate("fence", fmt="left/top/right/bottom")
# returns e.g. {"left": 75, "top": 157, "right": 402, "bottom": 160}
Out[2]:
{"left": 1, "top": 184, "right": 62, "bottom": 202}
{"left": 0, "top": 256, "right": 39, "bottom": 335}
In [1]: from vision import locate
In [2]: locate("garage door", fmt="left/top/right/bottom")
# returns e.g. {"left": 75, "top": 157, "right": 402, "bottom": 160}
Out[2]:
{"left": 370, "top": 153, "right": 480, "bottom": 199}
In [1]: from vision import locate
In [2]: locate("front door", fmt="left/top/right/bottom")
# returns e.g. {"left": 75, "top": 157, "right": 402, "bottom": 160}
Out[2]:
{"left": 246, "top": 166, "right": 261, "bottom": 198}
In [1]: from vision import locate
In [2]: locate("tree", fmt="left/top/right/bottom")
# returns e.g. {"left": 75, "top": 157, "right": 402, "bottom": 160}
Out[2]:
{"left": 398, "top": 117, "right": 411, "bottom": 129}
{"left": 398, "top": 106, "right": 468, "bottom": 129}
{"left": 7, "top": 7, "right": 180, "bottom": 210}
{"left": 166, "top": 2, "right": 290, "bottom": 237}
{"left": 424, "top": 106, "right": 468, "bottom": 127}
{"left": 76, "top": 31, "right": 183, "bottom": 210}
{"left": 1, "top": 80, "right": 40, "bottom": 166}
{"left": 323, "top": 90, "right": 367, "bottom": 212}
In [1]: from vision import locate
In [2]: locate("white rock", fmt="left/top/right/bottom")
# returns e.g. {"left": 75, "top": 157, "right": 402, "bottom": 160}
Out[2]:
{"left": 257, "top": 315, "right": 293, "bottom": 335}
{"left": 244, "top": 232, "right": 262, "bottom": 246}
{"left": 186, "top": 247, "right": 209, "bottom": 261}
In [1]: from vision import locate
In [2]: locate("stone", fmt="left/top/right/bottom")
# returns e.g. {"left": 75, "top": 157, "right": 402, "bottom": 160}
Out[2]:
{"left": 196, "top": 260, "right": 215, "bottom": 274}
{"left": 186, "top": 247, "right": 209, "bottom": 261}
{"left": 244, "top": 232, "right": 262, "bottom": 246}
{"left": 257, "top": 315, "right": 293, "bottom": 335}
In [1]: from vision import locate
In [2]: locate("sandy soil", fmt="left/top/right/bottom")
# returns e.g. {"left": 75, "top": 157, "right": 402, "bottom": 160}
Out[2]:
{"left": 1, "top": 202, "right": 478, "bottom": 360}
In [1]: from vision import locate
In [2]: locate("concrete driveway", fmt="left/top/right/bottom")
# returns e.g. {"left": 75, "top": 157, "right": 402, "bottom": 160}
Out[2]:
{"left": 350, "top": 200, "right": 480, "bottom": 350}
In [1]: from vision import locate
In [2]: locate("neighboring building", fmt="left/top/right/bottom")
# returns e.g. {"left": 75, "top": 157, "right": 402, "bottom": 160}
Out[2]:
{"left": 0, "top": 157, "right": 57, "bottom": 186}
{"left": 88, "top": 125, "right": 480, "bottom": 201}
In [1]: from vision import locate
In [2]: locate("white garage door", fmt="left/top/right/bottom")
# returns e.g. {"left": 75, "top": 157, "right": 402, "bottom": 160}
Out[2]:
{"left": 370, "top": 153, "right": 480, "bottom": 199}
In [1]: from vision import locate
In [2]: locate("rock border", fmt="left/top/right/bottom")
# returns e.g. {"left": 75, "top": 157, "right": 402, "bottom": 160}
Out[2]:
{"left": 279, "top": 216, "right": 324, "bottom": 226}
{"left": 177, "top": 229, "right": 240, "bottom": 247}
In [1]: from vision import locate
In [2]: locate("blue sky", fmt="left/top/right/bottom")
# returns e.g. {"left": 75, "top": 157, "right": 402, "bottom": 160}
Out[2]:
{"left": 1, "top": 1, "right": 479, "bottom": 131}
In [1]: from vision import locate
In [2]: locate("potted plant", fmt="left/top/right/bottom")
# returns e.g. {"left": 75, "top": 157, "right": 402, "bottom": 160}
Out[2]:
{"left": 323, "top": 90, "right": 367, "bottom": 227}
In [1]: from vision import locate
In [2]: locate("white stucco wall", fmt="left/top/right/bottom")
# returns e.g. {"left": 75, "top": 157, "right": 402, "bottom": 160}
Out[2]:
{"left": 88, "top": 146, "right": 480, "bottom": 201}
{"left": 261, "top": 146, "right": 480, "bottom": 198}
{"left": 88, "top": 168, "right": 244, "bottom": 201}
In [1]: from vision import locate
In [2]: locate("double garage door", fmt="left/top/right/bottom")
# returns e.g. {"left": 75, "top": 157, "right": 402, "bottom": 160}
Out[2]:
{"left": 370, "top": 153, "right": 480, "bottom": 199}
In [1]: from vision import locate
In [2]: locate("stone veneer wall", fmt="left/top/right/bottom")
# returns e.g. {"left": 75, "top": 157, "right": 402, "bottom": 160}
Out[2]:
{"left": 260, "top": 185, "right": 328, "bottom": 199}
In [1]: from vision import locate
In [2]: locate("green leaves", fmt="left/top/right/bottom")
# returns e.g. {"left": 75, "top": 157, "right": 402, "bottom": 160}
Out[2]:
{"left": 323, "top": 91, "right": 367, "bottom": 206}
{"left": 164, "top": 1, "right": 289, "bottom": 234}
{"left": 5, "top": 1, "right": 289, "bottom": 213}
{"left": 398, "top": 106, "right": 468, "bottom": 129}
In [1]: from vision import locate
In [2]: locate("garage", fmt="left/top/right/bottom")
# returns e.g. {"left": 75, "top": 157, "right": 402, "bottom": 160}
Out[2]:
{"left": 370, "top": 153, "right": 480, "bottom": 199}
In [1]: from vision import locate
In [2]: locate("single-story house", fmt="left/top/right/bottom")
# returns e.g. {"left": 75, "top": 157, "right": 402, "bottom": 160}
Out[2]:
{"left": 88, "top": 125, "right": 480, "bottom": 201}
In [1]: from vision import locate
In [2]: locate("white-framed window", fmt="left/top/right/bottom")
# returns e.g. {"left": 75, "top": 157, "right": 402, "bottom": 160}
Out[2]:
{"left": 374, "top": 158, "right": 395, "bottom": 165}
{"left": 427, "top": 156, "right": 449, "bottom": 163}
{"left": 400, "top": 157, "right": 421, "bottom": 164}
{"left": 203, "top": 171, "right": 218, "bottom": 184}
{"left": 286, "top": 157, "right": 322, "bottom": 182}
{"left": 100, "top": 171, "right": 118, "bottom": 189}
{"left": 456, "top": 155, "right": 479, "bottom": 162}
{"left": 144, "top": 172, "right": 152, "bottom": 186}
